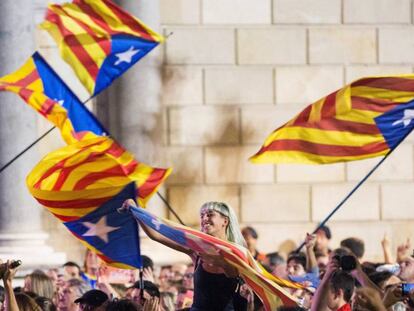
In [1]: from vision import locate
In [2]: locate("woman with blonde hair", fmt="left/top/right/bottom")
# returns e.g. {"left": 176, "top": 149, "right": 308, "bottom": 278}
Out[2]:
{"left": 128, "top": 200, "right": 246, "bottom": 311}
{"left": 24, "top": 270, "right": 55, "bottom": 300}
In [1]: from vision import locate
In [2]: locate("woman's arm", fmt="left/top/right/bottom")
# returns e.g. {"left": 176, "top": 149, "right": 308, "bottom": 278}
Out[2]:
{"left": 305, "top": 233, "right": 318, "bottom": 273}
{"left": 2, "top": 261, "right": 19, "bottom": 311}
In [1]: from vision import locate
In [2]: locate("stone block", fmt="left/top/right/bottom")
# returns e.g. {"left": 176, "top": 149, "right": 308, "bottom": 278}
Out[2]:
{"left": 241, "top": 185, "right": 310, "bottom": 222}
{"left": 344, "top": 0, "right": 411, "bottom": 24}
{"left": 165, "top": 28, "right": 235, "bottom": 64}
{"left": 379, "top": 27, "right": 414, "bottom": 63}
{"left": 162, "top": 66, "right": 203, "bottom": 105}
{"left": 205, "top": 67, "right": 273, "bottom": 105}
{"left": 346, "top": 144, "right": 413, "bottom": 182}
{"left": 241, "top": 106, "right": 298, "bottom": 144}
{"left": 276, "top": 66, "right": 344, "bottom": 105}
{"left": 273, "top": 0, "right": 341, "bottom": 24}
{"left": 205, "top": 146, "right": 274, "bottom": 184}
{"left": 169, "top": 106, "right": 240, "bottom": 145}
{"left": 203, "top": 0, "right": 271, "bottom": 24}
{"left": 168, "top": 185, "right": 240, "bottom": 225}
{"left": 238, "top": 28, "right": 306, "bottom": 64}
{"left": 160, "top": 0, "right": 200, "bottom": 24}
{"left": 163, "top": 146, "right": 204, "bottom": 184}
{"left": 277, "top": 163, "right": 345, "bottom": 183}
{"left": 309, "top": 27, "right": 376, "bottom": 64}
{"left": 312, "top": 183, "right": 380, "bottom": 221}
{"left": 382, "top": 183, "right": 414, "bottom": 220}
{"left": 345, "top": 65, "right": 413, "bottom": 83}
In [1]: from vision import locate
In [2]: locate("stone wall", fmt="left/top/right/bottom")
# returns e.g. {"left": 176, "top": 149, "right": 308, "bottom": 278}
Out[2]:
{"left": 159, "top": 0, "right": 414, "bottom": 261}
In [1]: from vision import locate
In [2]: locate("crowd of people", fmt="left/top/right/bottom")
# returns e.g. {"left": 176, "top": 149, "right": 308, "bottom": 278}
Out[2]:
{"left": 0, "top": 201, "right": 413, "bottom": 311}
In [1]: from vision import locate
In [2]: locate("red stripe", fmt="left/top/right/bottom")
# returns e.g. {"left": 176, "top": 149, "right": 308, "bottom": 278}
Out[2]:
{"left": 257, "top": 139, "right": 389, "bottom": 157}
{"left": 137, "top": 168, "right": 167, "bottom": 199}
{"left": 293, "top": 119, "right": 381, "bottom": 135}
{"left": 46, "top": 9, "right": 100, "bottom": 80}
{"left": 292, "top": 105, "right": 312, "bottom": 125}
{"left": 73, "top": 1, "right": 114, "bottom": 34}
{"left": 53, "top": 213, "right": 79, "bottom": 222}
{"left": 352, "top": 76, "right": 414, "bottom": 92}
{"left": 59, "top": 4, "right": 111, "bottom": 55}
{"left": 351, "top": 96, "right": 399, "bottom": 113}
{"left": 37, "top": 196, "right": 110, "bottom": 209}
{"left": 13, "top": 69, "right": 40, "bottom": 88}
{"left": 102, "top": 0, "right": 155, "bottom": 41}
{"left": 105, "top": 141, "right": 126, "bottom": 157}
{"left": 321, "top": 90, "right": 338, "bottom": 118}
{"left": 73, "top": 161, "right": 138, "bottom": 190}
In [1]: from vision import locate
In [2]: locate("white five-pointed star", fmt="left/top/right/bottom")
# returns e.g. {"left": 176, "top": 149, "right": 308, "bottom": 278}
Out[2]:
{"left": 53, "top": 98, "right": 64, "bottom": 106}
{"left": 114, "top": 46, "right": 140, "bottom": 66}
{"left": 392, "top": 109, "right": 414, "bottom": 127}
{"left": 82, "top": 216, "right": 120, "bottom": 243}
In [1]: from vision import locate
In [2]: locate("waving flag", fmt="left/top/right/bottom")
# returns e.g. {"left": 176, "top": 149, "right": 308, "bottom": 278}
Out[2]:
{"left": 0, "top": 52, "right": 106, "bottom": 144}
{"left": 250, "top": 75, "right": 414, "bottom": 164}
{"left": 65, "top": 182, "right": 141, "bottom": 269}
{"left": 26, "top": 136, "right": 171, "bottom": 222}
{"left": 123, "top": 203, "right": 302, "bottom": 310}
{"left": 40, "top": 0, "right": 164, "bottom": 96}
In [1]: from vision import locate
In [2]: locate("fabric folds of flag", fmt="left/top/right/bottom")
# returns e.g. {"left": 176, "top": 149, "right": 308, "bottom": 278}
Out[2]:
{"left": 0, "top": 52, "right": 106, "bottom": 144}
{"left": 250, "top": 75, "right": 414, "bottom": 164}
{"left": 40, "top": 0, "right": 164, "bottom": 96}
{"left": 26, "top": 136, "right": 171, "bottom": 222}
{"left": 65, "top": 182, "right": 142, "bottom": 269}
{"left": 125, "top": 204, "right": 302, "bottom": 310}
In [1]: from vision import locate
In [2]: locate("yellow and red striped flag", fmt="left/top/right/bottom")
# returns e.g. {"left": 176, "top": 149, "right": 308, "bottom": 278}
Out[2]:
{"left": 27, "top": 136, "right": 171, "bottom": 222}
{"left": 251, "top": 75, "right": 414, "bottom": 164}
{"left": 126, "top": 203, "right": 303, "bottom": 310}
{"left": 40, "top": 0, "right": 164, "bottom": 96}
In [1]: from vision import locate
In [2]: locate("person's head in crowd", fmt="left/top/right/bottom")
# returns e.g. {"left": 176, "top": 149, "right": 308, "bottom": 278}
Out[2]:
{"left": 176, "top": 289, "right": 194, "bottom": 310}
{"left": 141, "top": 255, "right": 154, "bottom": 272}
{"left": 58, "top": 278, "right": 91, "bottom": 311}
{"left": 24, "top": 270, "right": 55, "bottom": 300}
{"left": 327, "top": 271, "right": 355, "bottom": 310}
{"left": 242, "top": 226, "right": 260, "bottom": 254}
{"left": 63, "top": 262, "right": 82, "bottom": 280}
{"left": 315, "top": 250, "right": 329, "bottom": 274}
{"left": 171, "top": 263, "right": 187, "bottom": 284}
{"left": 158, "top": 265, "right": 172, "bottom": 292}
{"left": 15, "top": 293, "right": 43, "bottom": 311}
{"left": 127, "top": 280, "right": 160, "bottom": 306}
{"left": 199, "top": 201, "right": 245, "bottom": 246}
{"left": 105, "top": 299, "right": 140, "bottom": 311}
{"left": 340, "top": 237, "right": 365, "bottom": 260}
{"left": 367, "top": 271, "right": 401, "bottom": 290}
{"left": 74, "top": 289, "right": 108, "bottom": 311}
{"left": 315, "top": 225, "right": 331, "bottom": 255}
{"left": 399, "top": 255, "right": 414, "bottom": 282}
{"left": 286, "top": 252, "right": 306, "bottom": 277}
{"left": 265, "top": 252, "right": 286, "bottom": 277}
{"left": 84, "top": 249, "right": 99, "bottom": 277}
{"left": 160, "top": 291, "right": 175, "bottom": 311}
{"left": 34, "top": 296, "right": 57, "bottom": 311}
{"left": 182, "top": 264, "right": 194, "bottom": 291}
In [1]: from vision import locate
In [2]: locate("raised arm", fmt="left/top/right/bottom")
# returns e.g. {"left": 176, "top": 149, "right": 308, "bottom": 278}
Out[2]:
{"left": 2, "top": 260, "right": 19, "bottom": 311}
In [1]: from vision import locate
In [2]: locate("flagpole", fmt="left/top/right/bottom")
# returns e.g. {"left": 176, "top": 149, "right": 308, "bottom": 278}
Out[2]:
{"left": 295, "top": 129, "right": 414, "bottom": 253}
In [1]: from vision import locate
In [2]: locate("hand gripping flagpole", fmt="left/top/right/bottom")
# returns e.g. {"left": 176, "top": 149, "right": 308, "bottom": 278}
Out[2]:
{"left": 295, "top": 126, "right": 414, "bottom": 253}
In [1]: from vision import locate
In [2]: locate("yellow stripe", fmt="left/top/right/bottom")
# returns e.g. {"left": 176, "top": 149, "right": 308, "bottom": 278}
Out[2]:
{"left": 352, "top": 86, "right": 414, "bottom": 103}
{"left": 47, "top": 206, "right": 97, "bottom": 216}
{"left": 250, "top": 149, "right": 388, "bottom": 164}
{"left": 263, "top": 126, "right": 383, "bottom": 148}
{"left": 335, "top": 108, "right": 381, "bottom": 124}
{"left": 309, "top": 97, "right": 324, "bottom": 122}
{"left": 0, "top": 58, "right": 37, "bottom": 84}
{"left": 335, "top": 84, "right": 352, "bottom": 116}
{"left": 27, "top": 186, "right": 124, "bottom": 200}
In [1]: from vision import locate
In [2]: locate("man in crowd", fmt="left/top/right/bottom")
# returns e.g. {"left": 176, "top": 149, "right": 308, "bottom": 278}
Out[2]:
{"left": 242, "top": 226, "right": 266, "bottom": 263}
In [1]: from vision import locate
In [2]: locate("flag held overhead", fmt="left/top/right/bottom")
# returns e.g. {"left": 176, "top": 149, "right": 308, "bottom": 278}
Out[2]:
{"left": 250, "top": 75, "right": 414, "bottom": 164}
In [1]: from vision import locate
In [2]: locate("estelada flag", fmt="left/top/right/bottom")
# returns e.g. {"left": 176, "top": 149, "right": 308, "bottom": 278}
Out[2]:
{"left": 40, "top": 0, "right": 164, "bottom": 96}
{"left": 0, "top": 52, "right": 106, "bottom": 144}
{"left": 26, "top": 136, "right": 172, "bottom": 221}
{"left": 124, "top": 202, "right": 303, "bottom": 310}
{"left": 251, "top": 75, "right": 414, "bottom": 164}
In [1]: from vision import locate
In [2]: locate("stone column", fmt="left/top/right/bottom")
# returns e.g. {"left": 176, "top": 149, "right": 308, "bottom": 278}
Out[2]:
{"left": 0, "top": 0, "right": 65, "bottom": 269}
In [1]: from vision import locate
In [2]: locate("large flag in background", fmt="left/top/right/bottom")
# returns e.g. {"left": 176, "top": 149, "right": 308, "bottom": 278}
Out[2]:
{"left": 40, "top": 0, "right": 164, "bottom": 96}
{"left": 26, "top": 136, "right": 171, "bottom": 222}
{"left": 250, "top": 75, "right": 414, "bottom": 164}
{"left": 0, "top": 52, "right": 106, "bottom": 144}
{"left": 65, "top": 182, "right": 142, "bottom": 269}
{"left": 124, "top": 202, "right": 302, "bottom": 310}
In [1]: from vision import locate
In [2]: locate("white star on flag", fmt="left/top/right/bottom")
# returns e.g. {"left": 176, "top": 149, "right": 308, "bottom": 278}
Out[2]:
{"left": 392, "top": 109, "right": 414, "bottom": 127}
{"left": 82, "top": 216, "right": 120, "bottom": 243}
{"left": 114, "top": 46, "right": 140, "bottom": 66}
{"left": 53, "top": 98, "right": 64, "bottom": 106}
